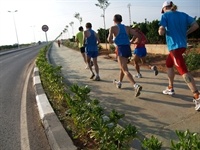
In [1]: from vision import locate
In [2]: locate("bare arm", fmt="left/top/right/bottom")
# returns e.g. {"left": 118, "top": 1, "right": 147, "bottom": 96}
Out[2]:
{"left": 95, "top": 32, "right": 101, "bottom": 44}
{"left": 83, "top": 31, "right": 87, "bottom": 45}
{"left": 107, "top": 27, "right": 114, "bottom": 44}
{"left": 129, "top": 27, "right": 140, "bottom": 44}
{"left": 187, "top": 22, "right": 199, "bottom": 35}
{"left": 158, "top": 26, "right": 166, "bottom": 36}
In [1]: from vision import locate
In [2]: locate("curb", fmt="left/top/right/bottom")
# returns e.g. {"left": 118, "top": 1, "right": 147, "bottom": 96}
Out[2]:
{"left": 33, "top": 67, "right": 76, "bottom": 150}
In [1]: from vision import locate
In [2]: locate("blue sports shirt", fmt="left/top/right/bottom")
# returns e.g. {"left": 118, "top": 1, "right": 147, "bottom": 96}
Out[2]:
{"left": 114, "top": 24, "right": 130, "bottom": 46}
{"left": 85, "top": 29, "right": 98, "bottom": 52}
{"left": 160, "top": 11, "right": 195, "bottom": 51}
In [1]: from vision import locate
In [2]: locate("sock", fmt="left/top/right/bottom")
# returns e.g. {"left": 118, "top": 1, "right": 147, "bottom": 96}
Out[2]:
{"left": 168, "top": 86, "right": 173, "bottom": 89}
{"left": 133, "top": 83, "right": 138, "bottom": 88}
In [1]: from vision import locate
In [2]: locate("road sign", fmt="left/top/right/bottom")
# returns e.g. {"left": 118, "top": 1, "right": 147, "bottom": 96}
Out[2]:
{"left": 42, "top": 25, "right": 49, "bottom": 32}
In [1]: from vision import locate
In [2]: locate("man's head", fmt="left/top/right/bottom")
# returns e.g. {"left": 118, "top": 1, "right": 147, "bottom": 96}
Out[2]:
{"left": 132, "top": 23, "right": 139, "bottom": 29}
{"left": 161, "top": 1, "right": 177, "bottom": 13}
{"left": 79, "top": 26, "right": 83, "bottom": 31}
{"left": 113, "top": 14, "right": 122, "bottom": 24}
{"left": 86, "top": 23, "right": 92, "bottom": 29}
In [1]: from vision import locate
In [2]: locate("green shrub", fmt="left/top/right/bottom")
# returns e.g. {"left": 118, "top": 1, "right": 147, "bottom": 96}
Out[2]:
{"left": 109, "top": 44, "right": 116, "bottom": 53}
{"left": 141, "top": 136, "right": 162, "bottom": 150}
{"left": 171, "top": 130, "right": 200, "bottom": 150}
{"left": 185, "top": 50, "right": 200, "bottom": 71}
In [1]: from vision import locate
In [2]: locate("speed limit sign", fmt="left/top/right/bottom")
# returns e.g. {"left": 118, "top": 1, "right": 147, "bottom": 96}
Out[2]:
{"left": 42, "top": 25, "right": 49, "bottom": 32}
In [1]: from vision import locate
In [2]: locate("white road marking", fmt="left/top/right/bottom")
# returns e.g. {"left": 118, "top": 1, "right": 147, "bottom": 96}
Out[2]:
{"left": 20, "top": 63, "right": 33, "bottom": 150}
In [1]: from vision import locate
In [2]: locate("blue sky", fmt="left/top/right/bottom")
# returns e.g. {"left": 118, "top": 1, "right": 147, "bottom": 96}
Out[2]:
{"left": 0, "top": 0, "right": 199, "bottom": 46}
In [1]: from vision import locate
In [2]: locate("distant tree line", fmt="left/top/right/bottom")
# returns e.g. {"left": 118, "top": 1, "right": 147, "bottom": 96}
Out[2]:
{"left": 97, "top": 17, "right": 200, "bottom": 44}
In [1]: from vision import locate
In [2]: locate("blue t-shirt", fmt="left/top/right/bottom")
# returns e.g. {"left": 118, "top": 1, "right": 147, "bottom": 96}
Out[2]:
{"left": 85, "top": 29, "right": 98, "bottom": 52}
{"left": 159, "top": 11, "right": 195, "bottom": 51}
{"left": 114, "top": 24, "right": 130, "bottom": 46}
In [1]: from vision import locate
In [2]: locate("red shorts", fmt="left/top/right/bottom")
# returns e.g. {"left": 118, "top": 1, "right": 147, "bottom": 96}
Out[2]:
{"left": 166, "top": 48, "right": 188, "bottom": 75}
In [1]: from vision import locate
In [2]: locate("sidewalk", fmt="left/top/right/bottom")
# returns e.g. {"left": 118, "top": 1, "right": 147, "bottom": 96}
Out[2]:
{"left": 50, "top": 43, "right": 200, "bottom": 149}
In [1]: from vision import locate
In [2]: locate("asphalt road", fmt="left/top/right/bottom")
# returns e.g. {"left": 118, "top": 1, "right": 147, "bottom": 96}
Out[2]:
{"left": 0, "top": 45, "right": 51, "bottom": 150}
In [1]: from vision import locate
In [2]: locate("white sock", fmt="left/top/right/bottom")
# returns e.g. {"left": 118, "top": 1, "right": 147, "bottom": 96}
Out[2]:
{"left": 151, "top": 66, "right": 155, "bottom": 70}
{"left": 133, "top": 84, "right": 138, "bottom": 88}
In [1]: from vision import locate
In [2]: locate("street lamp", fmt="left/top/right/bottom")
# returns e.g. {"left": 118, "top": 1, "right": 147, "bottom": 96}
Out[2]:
{"left": 8, "top": 10, "right": 19, "bottom": 48}
{"left": 127, "top": 3, "right": 131, "bottom": 26}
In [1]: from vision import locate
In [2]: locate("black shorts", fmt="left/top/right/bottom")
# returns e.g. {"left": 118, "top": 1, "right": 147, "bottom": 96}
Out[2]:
{"left": 80, "top": 47, "right": 85, "bottom": 53}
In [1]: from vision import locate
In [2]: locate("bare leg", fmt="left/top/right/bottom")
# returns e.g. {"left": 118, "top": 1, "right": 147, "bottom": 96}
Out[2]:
{"left": 133, "top": 55, "right": 140, "bottom": 74}
{"left": 119, "top": 69, "right": 124, "bottom": 82}
{"left": 167, "top": 68, "right": 175, "bottom": 88}
{"left": 92, "top": 57, "right": 99, "bottom": 76}
{"left": 118, "top": 56, "right": 136, "bottom": 85}
{"left": 141, "top": 57, "right": 151, "bottom": 69}
{"left": 182, "top": 73, "right": 199, "bottom": 94}
{"left": 81, "top": 52, "right": 87, "bottom": 64}
{"left": 87, "top": 55, "right": 94, "bottom": 75}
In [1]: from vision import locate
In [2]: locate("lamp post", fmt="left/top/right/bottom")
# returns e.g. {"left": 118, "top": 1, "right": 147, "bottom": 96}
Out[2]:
{"left": 127, "top": 3, "right": 131, "bottom": 26}
{"left": 8, "top": 10, "right": 19, "bottom": 48}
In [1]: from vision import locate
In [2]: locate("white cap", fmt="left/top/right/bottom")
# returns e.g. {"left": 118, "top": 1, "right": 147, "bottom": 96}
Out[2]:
{"left": 161, "top": 1, "right": 173, "bottom": 13}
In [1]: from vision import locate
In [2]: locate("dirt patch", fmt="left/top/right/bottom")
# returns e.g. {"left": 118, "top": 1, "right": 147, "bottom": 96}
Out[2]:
{"left": 99, "top": 49, "right": 200, "bottom": 78}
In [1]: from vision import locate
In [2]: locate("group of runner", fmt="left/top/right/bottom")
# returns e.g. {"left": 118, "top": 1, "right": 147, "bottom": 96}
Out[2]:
{"left": 75, "top": 1, "right": 200, "bottom": 111}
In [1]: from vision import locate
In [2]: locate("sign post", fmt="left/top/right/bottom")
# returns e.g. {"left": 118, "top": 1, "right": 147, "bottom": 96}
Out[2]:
{"left": 42, "top": 25, "right": 49, "bottom": 43}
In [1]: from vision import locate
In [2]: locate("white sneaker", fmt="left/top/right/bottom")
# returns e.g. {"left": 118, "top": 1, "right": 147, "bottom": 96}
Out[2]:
{"left": 134, "top": 84, "right": 142, "bottom": 97}
{"left": 193, "top": 97, "right": 200, "bottom": 111}
{"left": 163, "top": 87, "right": 175, "bottom": 95}
{"left": 135, "top": 73, "right": 142, "bottom": 78}
{"left": 113, "top": 80, "right": 122, "bottom": 89}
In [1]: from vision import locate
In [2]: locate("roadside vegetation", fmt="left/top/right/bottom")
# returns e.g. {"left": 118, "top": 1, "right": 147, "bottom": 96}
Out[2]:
{"left": 0, "top": 43, "right": 32, "bottom": 51}
{"left": 36, "top": 45, "right": 200, "bottom": 149}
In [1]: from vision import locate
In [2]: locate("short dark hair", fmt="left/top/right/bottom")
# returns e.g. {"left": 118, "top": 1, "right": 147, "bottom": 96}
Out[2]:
{"left": 79, "top": 26, "right": 83, "bottom": 31}
{"left": 114, "top": 14, "right": 122, "bottom": 23}
{"left": 86, "top": 22, "right": 92, "bottom": 29}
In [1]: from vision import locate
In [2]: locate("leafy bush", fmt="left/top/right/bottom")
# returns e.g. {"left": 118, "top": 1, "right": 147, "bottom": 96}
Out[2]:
{"left": 142, "top": 136, "right": 162, "bottom": 150}
{"left": 63, "top": 40, "right": 78, "bottom": 50}
{"left": 109, "top": 44, "right": 116, "bottom": 53}
{"left": 171, "top": 130, "right": 200, "bottom": 150}
{"left": 185, "top": 50, "right": 200, "bottom": 71}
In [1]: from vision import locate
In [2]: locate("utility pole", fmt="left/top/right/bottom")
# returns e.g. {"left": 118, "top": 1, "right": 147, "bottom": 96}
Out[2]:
{"left": 127, "top": 3, "right": 131, "bottom": 26}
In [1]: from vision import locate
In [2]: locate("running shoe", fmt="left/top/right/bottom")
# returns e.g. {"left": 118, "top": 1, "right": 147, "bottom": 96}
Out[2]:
{"left": 152, "top": 66, "right": 158, "bottom": 76}
{"left": 135, "top": 73, "right": 142, "bottom": 78}
{"left": 193, "top": 97, "right": 200, "bottom": 111}
{"left": 90, "top": 73, "right": 95, "bottom": 79}
{"left": 94, "top": 76, "right": 100, "bottom": 81}
{"left": 113, "top": 79, "right": 122, "bottom": 89}
{"left": 134, "top": 84, "right": 142, "bottom": 97}
{"left": 163, "top": 87, "right": 175, "bottom": 95}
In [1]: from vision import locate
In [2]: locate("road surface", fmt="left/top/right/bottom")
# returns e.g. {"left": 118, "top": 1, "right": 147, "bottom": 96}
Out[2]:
{"left": 0, "top": 45, "right": 51, "bottom": 150}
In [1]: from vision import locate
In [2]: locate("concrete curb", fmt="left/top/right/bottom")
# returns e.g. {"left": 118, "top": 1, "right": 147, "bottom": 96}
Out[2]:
{"left": 33, "top": 67, "right": 76, "bottom": 150}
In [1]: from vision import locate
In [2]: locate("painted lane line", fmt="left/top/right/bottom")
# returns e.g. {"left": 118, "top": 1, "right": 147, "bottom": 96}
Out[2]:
{"left": 20, "top": 65, "right": 33, "bottom": 150}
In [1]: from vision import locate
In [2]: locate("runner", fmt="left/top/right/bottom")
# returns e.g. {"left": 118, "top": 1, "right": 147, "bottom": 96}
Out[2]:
{"left": 131, "top": 23, "right": 158, "bottom": 78}
{"left": 75, "top": 26, "right": 87, "bottom": 68}
{"left": 57, "top": 40, "right": 61, "bottom": 47}
{"left": 107, "top": 14, "right": 142, "bottom": 97}
{"left": 158, "top": 1, "right": 200, "bottom": 110}
{"left": 84, "top": 22, "right": 101, "bottom": 81}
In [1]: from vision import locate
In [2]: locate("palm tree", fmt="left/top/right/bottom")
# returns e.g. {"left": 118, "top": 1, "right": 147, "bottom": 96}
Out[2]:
{"left": 95, "top": 0, "right": 110, "bottom": 52}
{"left": 74, "top": 12, "right": 83, "bottom": 26}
